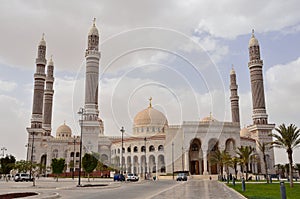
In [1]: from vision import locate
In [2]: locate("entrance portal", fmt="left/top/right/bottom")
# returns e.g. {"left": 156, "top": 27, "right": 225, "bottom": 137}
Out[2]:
{"left": 190, "top": 160, "right": 200, "bottom": 175}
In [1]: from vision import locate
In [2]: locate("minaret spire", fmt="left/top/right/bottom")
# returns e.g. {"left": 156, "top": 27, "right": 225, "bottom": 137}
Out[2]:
{"left": 31, "top": 35, "right": 47, "bottom": 128}
{"left": 230, "top": 65, "right": 240, "bottom": 124}
{"left": 248, "top": 30, "right": 267, "bottom": 124}
{"left": 43, "top": 55, "right": 55, "bottom": 136}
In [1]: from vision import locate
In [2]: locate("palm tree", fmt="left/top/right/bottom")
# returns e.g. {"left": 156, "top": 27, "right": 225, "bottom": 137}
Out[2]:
{"left": 236, "top": 146, "right": 255, "bottom": 180}
{"left": 257, "top": 141, "right": 270, "bottom": 183}
{"left": 271, "top": 123, "right": 300, "bottom": 187}
{"left": 210, "top": 149, "right": 231, "bottom": 179}
{"left": 230, "top": 156, "right": 239, "bottom": 179}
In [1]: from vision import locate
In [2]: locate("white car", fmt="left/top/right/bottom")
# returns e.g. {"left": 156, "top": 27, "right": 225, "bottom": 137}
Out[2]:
{"left": 14, "top": 173, "right": 33, "bottom": 182}
{"left": 127, "top": 173, "right": 139, "bottom": 181}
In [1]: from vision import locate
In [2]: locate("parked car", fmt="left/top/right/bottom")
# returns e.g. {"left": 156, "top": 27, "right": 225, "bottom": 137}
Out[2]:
{"left": 14, "top": 173, "right": 34, "bottom": 182}
{"left": 113, "top": 173, "right": 125, "bottom": 181}
{"left": 176, "top": 173, "right": 187, "bottom": 181}
{"left": 127, "top": 173, "right": 139, "bottom": 181}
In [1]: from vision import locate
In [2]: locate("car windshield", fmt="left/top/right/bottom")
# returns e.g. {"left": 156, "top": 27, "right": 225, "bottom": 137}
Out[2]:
{"left": 128, "top": 174, "right": 133, "bottom": 176}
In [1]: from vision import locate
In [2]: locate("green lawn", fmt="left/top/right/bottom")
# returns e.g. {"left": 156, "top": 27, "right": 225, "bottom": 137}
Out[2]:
{"left": 227, "top": 182, "right": 300, "bottom": 199}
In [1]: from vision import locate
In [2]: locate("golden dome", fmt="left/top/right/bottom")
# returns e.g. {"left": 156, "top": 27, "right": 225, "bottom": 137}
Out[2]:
{"left": 134, "top": 107, "right": 168, "bottom": 127}
{"left": 248, "top": 29, "right": 259, "bottom": 47}
{"left": 56, "top": 122, "right": 72, "bottom": 138}
{"left": 240, "top": 127, "right": 250, "bottom": 137}
{"left": 133, "top": 98, "right": 168, "bottom": 135}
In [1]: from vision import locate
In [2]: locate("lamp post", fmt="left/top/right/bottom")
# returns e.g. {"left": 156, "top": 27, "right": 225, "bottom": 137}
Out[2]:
{"left": 72, "top": 135, "right": 76, "bottom": 180}
{"left": 144, "top": 137, "right": 147, "bottom": 180}
{"left": 172, "top": 142, "right": 174, "bottom": 180}
{"left": 77, "top": 107, "right": 85, "bottom": 187}
{"left": 29, "top": 132, "right": 35, "bottom": 179}
{"left": 1, "top": 147, "right": 7, "bottom": 157}
{"left": 120, "top": 127, "right": 125, "bottom": 175}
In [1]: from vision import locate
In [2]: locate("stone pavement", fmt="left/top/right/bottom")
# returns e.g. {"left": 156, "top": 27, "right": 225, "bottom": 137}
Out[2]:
{"left": 149, "top": 179, "right": 246, "bottom": 199}
{"left": 0, "top": 178, "right": 246, "bottom": 199}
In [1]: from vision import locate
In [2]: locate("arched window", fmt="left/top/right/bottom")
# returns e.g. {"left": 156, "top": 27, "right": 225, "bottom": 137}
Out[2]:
{"left": 141, "top": 146, "right": 146, "bottom": 152}
{"left": 158, "top": 145, "right": 164, "bottom": 151}
{"left": 52, "top": 149, "right": 58, "bottom": 158}
{"left": 127, "top": 147, "right": 131, "bottom": 153}
{"left": 134, "top": 146, "right": 138, "bottom": 153}
{"left": 76, "top": 152, "right": 80, "bottom": 157}
{"left": 122, "top": 147, "right": 125, "bottom": 153}
{"left": 70, "top": 152, "right": 74, "bottom": 157}
{"left": 118, "top": 148, "right": 120, "bottom": 154}
{"left": 149, "top": 145, "right": 155, "bottom": 152}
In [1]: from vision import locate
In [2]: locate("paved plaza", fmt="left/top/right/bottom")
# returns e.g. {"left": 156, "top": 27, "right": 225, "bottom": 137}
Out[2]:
{"left": 0, "top": 178, "right": 245, "bottom": 199}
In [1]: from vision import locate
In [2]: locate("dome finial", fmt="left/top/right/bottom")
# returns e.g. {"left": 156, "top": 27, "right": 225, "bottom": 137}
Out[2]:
{"left": 149, "top": 97, "right": 152, "bottom": 108}
{"left": 48, "top": 55, "right": 54, "bottom": 66}
{"left": 210, "top": 112, "right": 212, "bottom": 119}
{"left": 230, "top": 64, "right": 235, "bottom": 75}
{"left": 252, "top": 29, "right": 255, "bottom": 37}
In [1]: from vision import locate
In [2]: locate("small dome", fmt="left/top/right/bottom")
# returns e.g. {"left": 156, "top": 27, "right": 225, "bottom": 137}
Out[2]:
{"left": 56, "top": 122, "right": 72, "bottom": 138}
{"left": 248, "top": 29, "right": 259, "bottom": 48}
{"left": 240, "top": 127, "right": 250, "bottom": 137}
{"left": 88, "top": 18, "right": 99, "bottom": 36}
{"left": 39, "top": 33, "right": 46, "bottom": 46}
{"left": 201, "top": 113, "right": 218, "bottom": 122}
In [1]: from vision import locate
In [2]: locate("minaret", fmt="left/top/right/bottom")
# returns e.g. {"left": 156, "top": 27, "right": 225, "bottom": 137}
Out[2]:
{"left": 42, "top": 56, "right": 54, "bottom": 136}
{"left": 26, "top": 34, "right": 47, "bottom": 164}
{"left": 248, "top": 30, "right": 268, "bottom": 125}
{"left": 31, "top": 34, "right": 47, "bottom": 129}
{"left": 81, "top": 18, "right": 105, "bottom": 153}
{"left": 230, "top": 67, "right": 240, "bottom": 124}
{"left": 84, "top": 18, "right": 100, "bottom": 119}
{"left": 247, "top": 30, "right": 275, "bottom": 174}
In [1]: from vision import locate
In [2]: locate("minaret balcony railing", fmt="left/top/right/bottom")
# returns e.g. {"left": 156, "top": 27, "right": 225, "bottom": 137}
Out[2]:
{"left": 248, "top": 60, "right": 263, "bottom": 66}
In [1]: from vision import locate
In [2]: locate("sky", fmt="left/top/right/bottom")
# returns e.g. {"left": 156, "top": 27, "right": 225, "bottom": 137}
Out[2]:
{"left": 0, "top": 0, "right": 300, "bottom": 164}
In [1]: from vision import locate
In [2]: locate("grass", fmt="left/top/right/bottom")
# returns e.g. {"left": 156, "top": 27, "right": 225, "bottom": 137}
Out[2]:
{"left": 227, "top": 182, "right": 300, "bottom": 199}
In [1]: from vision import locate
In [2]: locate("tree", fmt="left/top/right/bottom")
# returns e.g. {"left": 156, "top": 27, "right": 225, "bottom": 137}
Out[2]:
{"left": 82, "top": 153, "right": 98, "bottom": 182}
{"left": 210, "top": 149, "right": 231, "bottom": 180}
{"left": 0, "top": 155, "right": 16, "bottom": 181}
{"left": 14, "top": 160, "right": 31, "bottom": 173}
{"left": 236, "top": 146, "right": 255, "bottom": 181}
{"left": 230, "top": 156, "right": 239, "bottom": 179}
{"left": 271, "top": 123, "right": 300, "bottom": 188}
{"left": 51, "top": 158, "right": 65, "bottom": 182}
{"left": 257, "top": 141, "right": 270, "bottom": 183}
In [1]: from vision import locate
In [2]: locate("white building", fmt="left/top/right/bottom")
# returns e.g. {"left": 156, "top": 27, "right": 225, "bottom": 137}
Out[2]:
{"left": 26, "top": 21, "right": 275, "bottom": 177}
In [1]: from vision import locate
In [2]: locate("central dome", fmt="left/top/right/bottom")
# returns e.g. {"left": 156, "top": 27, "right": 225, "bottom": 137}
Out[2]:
{"left": 56, "top": 122, "right": 72, "bottom": 139}
{"left": 133, "top": 98, "right": 168, "bottom": 135}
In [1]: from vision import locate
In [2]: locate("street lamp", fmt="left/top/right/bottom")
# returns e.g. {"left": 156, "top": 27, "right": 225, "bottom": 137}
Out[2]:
{"left": 172, "top": 142, "right": 174, "bottom": 180}
{"left": 144, "top": 137, "right": 147, "bottom": 180}
{"left": 1, "top": 147, "right": 7, "bottom": 157}
{"left": 72, "top": 135, "right": 76, "bottom": 180}
{"left": 120, "top": 127, "right": 125, "bottom": 175}
{"left": 77, "top": 107, "right": 85, "bottom": 187}
{"left": 30, "top": 132, "right": 35, "bottom": 179}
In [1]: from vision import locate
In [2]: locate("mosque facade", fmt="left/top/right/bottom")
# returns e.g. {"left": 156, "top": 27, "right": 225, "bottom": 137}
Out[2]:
{"left": 26, "top": 21, "right": 275, "bottom": 177}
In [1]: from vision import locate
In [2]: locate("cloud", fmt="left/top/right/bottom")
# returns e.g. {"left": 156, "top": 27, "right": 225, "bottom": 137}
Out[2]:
{"left": 0, "top": 80, "right": 17, "bottom": 92}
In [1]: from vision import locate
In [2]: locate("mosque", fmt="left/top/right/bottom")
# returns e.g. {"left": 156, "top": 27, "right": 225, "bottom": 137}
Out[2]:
{"left": 26, "top": 20, "right": 275, "bottom": 177}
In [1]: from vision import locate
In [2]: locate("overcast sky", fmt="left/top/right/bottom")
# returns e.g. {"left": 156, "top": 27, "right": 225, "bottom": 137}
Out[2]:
{"left": 0, "top": 0, "right": 300, "bottom": 164}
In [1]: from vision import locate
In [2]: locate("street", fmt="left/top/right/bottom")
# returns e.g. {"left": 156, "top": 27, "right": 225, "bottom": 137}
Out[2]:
{"left": 0, "top": 178, "right": 245, "bottom": 199}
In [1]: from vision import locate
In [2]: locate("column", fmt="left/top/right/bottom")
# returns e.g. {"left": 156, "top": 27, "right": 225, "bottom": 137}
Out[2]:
{"left": 203, "top": 152, "right": 208, "bottom": 175}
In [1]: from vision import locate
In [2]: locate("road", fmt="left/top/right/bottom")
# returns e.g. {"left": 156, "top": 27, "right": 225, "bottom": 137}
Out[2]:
{"left": 0, "top": 178, "right": 245, "bottom": 199}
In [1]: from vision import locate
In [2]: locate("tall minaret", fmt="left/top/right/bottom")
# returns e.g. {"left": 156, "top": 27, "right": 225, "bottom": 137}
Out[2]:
{"left": 42, "top": 56, "right": 54, "bottom": 136}
{"left": 81, "top": 19, "right": 105, "bottom": 153}
{"left": 26, "top": 35, "right": 47, "bottom": 163}
{"left": 31, "top": 34, "right": 47, "bottom": 129}
{"left": 248, "top": 30, "right": 268, "bottom": 125}
{"left": 230, "top": 67, "right": 240, "bottom": 124}
{"left": 247, "top": 30, "right": 275, "bottom": 174}
{"left": 84, "top": 18, "right": 100, "bottom": 119}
